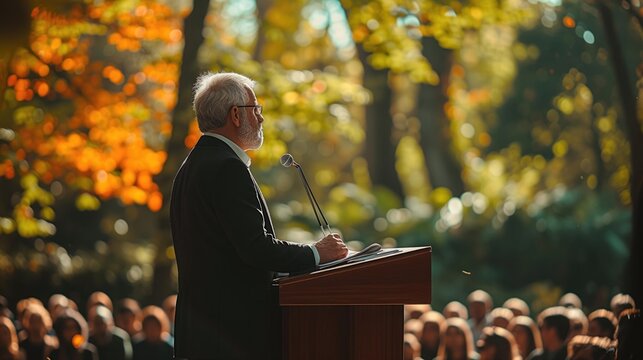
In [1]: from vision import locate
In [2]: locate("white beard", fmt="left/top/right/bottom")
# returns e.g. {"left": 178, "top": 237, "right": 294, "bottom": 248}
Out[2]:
{"left": 240, "top": 114, "right": 263, "bottom": 150}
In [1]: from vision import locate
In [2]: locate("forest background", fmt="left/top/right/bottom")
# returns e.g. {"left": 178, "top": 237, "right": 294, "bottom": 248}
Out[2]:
{"left": 0, "top": 0, "right": 641, "bottom": 313}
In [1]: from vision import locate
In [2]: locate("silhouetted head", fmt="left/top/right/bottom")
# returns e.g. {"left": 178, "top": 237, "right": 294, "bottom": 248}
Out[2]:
{"left": 490, "top": 307, "right": 514, "bottom": 329}
{"left": 559, "top": 293, "right": 582, "bottom": 309}
{"left": 468, "top": 290, "right": 493, "bottom": 323}
{"left": 610, "top": 293, "right": 635, "bottom": 319}
{"left": 538, "top": 306, "right": 571, "bottom": 351}
{"left": 567, "top": 335, "right": 615, "bottom": 360}
{"left": 508, "top": 315, "right": 543, "bottom": 359}
{"left": 588, "top": 309, "right": 617, "bottom": 339}
{"left": 503, "top": 297, "right": 530, "bottom": 317}
{"left": 420, "top": 311, "right": 446, "bottom": 350}
{"left": 141, "top": 306, "right": 170, "bottom": 343}
{"left": 443, "top": 301, "right": 468, "bottom": 319}
{"left": 437, "top": 317, "right": 478, "bottom": 360}
{"left": 477, "top": 326, "right": 520, "bottom": 360}
{"left": 53, "top": 308, "right": 89, "bottom": 349}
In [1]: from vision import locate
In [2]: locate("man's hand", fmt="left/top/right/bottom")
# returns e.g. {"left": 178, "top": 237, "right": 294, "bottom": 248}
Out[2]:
{"left": 314, "top": 233, "right": 348, "bottom": 264}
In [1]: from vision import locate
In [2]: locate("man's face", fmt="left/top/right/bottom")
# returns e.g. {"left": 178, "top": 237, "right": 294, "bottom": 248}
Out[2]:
{"left": 469, "top": 301, "right": 487, "bottom": 322}
{"left": 540, "top": 325, "right": 562, "bottom": 351}
{"left": 61, "top": 319, "right": 79, "bottom": 343}
{"left": 239, "top": 88, "right": 263, "bottom": 150}
{"left": 492, "top": 316, "right": 510, "bottom": 329}
{"left": 588, "top": 319, "right": 609, "bottom": 337}
{"left": 29, "top": 314, "right": 46, "bottom": 339}
{"left": 115, "top": 312, "right": 135, "bottom": 332}
{"left": 0, "top": 324, "right": 11, "bottom": 345}
{"left": 92, "top": 315, "right": 108, "bottom": 337}
{"left": 143, "top": 318, "right": 162, "bottom": 342}
{"left": 479, "top": 344, "right": 498, "bottom": 360}
{"left": 445, "top": 326, "right": 465, "bottom": 349}
{"left": 422, "top": 323, "right": 440, "bottom": 347}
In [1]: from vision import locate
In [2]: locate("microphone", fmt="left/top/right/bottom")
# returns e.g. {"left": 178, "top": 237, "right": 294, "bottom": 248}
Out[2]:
{"left": 279, "top": 153, "right": 296, "bottom": 168}
{"left": 280, "top": 153, "right": 332, "bottom": 235}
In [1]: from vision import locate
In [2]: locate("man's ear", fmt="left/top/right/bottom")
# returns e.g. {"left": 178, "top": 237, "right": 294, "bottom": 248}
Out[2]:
{"left": 230, "top": 106, "right": 242, "bottom": 128}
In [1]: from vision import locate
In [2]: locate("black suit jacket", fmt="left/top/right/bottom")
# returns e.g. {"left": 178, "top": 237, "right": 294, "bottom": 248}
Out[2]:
{"left": 170, "top": 135, "right": 315, "bottom": 359}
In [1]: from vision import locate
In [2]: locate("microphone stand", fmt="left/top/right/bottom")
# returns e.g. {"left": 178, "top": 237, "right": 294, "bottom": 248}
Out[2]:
{"left": 281, "top": 154, "right": 332, "bottom": 236}
{"left": 294, "top": 163, "right": 332, "bottom": 235}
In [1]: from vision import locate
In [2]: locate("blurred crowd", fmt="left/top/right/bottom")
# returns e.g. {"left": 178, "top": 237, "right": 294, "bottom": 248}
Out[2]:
{"left": 403, "top": 291, "right": 641, "bottom": 360}
{"left": 0, "top": 290, "right": 640, "bottom": 360}
{"left": 0, "top": 292, "right": 175, "bottom": 360}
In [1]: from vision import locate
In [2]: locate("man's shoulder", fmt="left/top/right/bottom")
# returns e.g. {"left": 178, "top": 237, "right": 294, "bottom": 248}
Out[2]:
{"left": 182, "top": 137, "right": 243, "bottom": 171}
{"left": 552, "top": 347, "right": 568, "bottom": 360}
{"left": 526, "top": 349, "right": 545, "bottom": 360}
{"left": 111, "top": 327, "right": 130, "bottom": 343}
{"left": 193, "top": 136, "right": 237, "bottom": 157}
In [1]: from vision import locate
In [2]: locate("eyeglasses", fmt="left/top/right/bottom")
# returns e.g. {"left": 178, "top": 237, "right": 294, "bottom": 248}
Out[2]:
{"left": 236, "top": 104, "right": 263, "bottom": 115}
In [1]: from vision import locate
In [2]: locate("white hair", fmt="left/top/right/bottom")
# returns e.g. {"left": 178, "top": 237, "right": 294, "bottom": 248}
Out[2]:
{"left": 192, "top": 72, "right": 255, "bottom": 132}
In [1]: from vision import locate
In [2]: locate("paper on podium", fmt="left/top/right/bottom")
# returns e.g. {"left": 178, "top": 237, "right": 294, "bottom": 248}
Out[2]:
{"left": 317, "top": 243, "right": 385, "bottom": 270}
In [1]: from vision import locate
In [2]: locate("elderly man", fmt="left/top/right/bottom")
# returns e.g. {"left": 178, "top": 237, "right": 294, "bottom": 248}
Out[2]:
{"left": 170, "top": 72, "right": 348, "bottom": 360}
{"left": 466, "top": 289, "right": 493, "bottom": 342}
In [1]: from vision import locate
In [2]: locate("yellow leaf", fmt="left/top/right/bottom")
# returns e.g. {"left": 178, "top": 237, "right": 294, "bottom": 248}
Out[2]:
{"left": 76, "top": 193, "right": 101, "bottom": 211}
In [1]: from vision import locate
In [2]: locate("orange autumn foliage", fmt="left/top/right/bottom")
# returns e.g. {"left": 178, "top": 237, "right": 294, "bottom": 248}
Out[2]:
{"left": 1, "top": 1, "right": 186, "bottom": 237}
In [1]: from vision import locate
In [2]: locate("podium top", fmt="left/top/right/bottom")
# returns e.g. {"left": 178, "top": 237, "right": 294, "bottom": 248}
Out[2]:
{"left": 275, "top": 246, "right": 431, "bottom": 306}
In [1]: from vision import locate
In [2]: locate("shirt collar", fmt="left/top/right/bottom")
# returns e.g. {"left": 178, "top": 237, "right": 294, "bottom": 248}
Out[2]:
{"left": 202, "top": 132, "right": 251, "bottom": 167}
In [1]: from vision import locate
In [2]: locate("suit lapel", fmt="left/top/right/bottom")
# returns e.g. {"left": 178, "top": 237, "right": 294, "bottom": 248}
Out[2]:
{"left": 198, "top": 135, "right": 276, "bottom": 236}
{"left": 248, "top": 169, "right": 276, "bottom": 236}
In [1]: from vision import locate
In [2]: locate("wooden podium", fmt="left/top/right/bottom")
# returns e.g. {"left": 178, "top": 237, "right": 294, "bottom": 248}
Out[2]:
{"left": 273, "top": 246, "right": 431, "bottom": 360}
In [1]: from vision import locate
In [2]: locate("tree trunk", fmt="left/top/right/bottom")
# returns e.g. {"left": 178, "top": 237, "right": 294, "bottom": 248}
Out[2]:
{"left": 0, "top": 0, "right": 30, "bottom": 109}
{"left": 252, "top": 0, "right": 272, "bottom": 61}
{"left": 357, "top": 44, "right": 404, "bottom": 199}
{"left": 418, "top": 37, "right": 465, "bottom": 196}
{"left": 150, "top": 0, "right": 211, "bottom": 304}
{"left": 597, "top": 1, "right": 643, "bottom": 306}
{"left": 589, "top": 116, "right": 606, "bottom": 190}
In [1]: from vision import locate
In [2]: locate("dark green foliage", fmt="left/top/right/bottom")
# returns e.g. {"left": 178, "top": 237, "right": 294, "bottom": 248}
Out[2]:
{"left": 397, "top": 187, "right": 630, "bottom": 311}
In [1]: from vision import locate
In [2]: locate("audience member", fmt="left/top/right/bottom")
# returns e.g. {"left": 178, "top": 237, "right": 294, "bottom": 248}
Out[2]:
{"left": 405, "top": 318, "right": 424, "bottom": 340}
{"left": 1, "top": 289, "right": 636, "bottom": 360}
{"left": 0, "top": 317, "right": 19, "bottom": 360}
{"left": 18, "top": 304, "right": 56, "bottom": 360}
{"left": 489, "top": 308, "right": 514, "bottom": 329}
{"left": 566, "top": 335, "right": 615, "bottom": 360}
{"left": 49, "top": 308, "right": 98, "bottom": 360}
{"left": 403, "top": 333, "right": 423, "bottom": 360}
{"left": 587, "top": 309, "right": 617, "bottom": 339}
{"left": 161, "top": 295, "right": 177, "bottom": 338}
{"left": 566, "top": 307, "right": 588, "bottom": 340}
{"left": 0, "top": 297, "right": 12, "bottom": 320}
{"left": 615, "top": 308, "right": 642, "bottom": 360}
{"left": 443, "top": 301, "right": 468, "bottom": 320}
{"left": 467, "top": 290, "right": 493, "bottom": 342}
{"left": 609, "top": 293, "right": 635, "bottom": 319}
{"left": 86, "top": 292, "right": 113, "bottom": 314}
{"left": 531, "top": 306, "right": 570, "bottom": 360}
{"left": 508, "top": 315, "right": 542, "bottom": 359}
{"left": 15, "top": 298, "right": 43, "bottom": 336}
{"left": 419, "top": 311, "right": 445, "bottom": 360}
{"left": 88, "top": 305, "right": 132, "bottom": 360}
{"left": 503, "top": 298, "right": 530, "bottom": 317}
{"left": 476, "top": 326, "right": 520, "bottom": 360}
{"left": 48, "top": 295, "right": 74, "bottom": 321}
{"left": 406, "top": 304, "right": 432, "bottom": 321}
{"left": 114, "top": 299, "right": 142, "bottom": 341}
{"left": 132, "top": 306, "right": 172, "bottom": 360}
{"left": 435, "top": 317, "right": 479, "bottom": 360}
{"left": 558, "top": 293, "right": 582, "bottom": 309}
